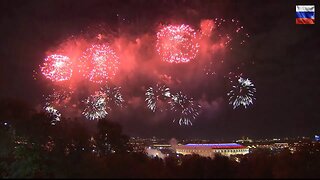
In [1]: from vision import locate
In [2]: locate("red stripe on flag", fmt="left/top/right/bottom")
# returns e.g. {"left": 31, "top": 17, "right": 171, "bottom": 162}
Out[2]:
{"left": 296, "top": 18, "right": 315, "bottom": 24}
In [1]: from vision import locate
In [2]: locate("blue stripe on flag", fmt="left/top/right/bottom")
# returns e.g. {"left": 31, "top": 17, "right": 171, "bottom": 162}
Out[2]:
{"left": 296, "top": 12, "right": 315, "bottom": 19}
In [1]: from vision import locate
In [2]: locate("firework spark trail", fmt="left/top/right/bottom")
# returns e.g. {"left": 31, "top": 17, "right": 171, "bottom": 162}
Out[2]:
{"left": 200, "top": 19, "right": 215, "bottom": 37}
{"left": 202, "top": 18, "right": 250, "bottom": 77}
{"left": 42, "top": 89, "right": 74, "bottom": 124}
{"left": 40, "top": 54, "right": 73, "bottom": 82}
{"left": 45, "top": 89, "right": 73, "bottom": 104}
{"left": 82, "top": 91, "right": 108, "bottom": 120}
{"left": 203, "top": 61, "right": 218, "bottom": 76}
{"left": 145, "top": 84, "right": 171, "bottom": 112}
{"left": 156, "top": 24, "right": 199, "bottom": 63}
{"left": 102, "top": 86, "right": 125, "bottom": 108}
{"left": 169, "top": 92, "right": 201, "bottom": 126}
{"left": 227, "top": 76, "right": 256, "bottom": 109}
{"left": 213, "top": 18, "right": 250, "bottom": 47}
{"left": 79, "top": 44, "right": 119, "bottom": 84}
{"left": 44, "top": 106, "right": 61, "bottom": 125}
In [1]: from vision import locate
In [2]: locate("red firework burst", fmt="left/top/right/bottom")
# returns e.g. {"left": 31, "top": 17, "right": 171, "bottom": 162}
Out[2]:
{"left": 156, "top": 24, "right": 200, "bottom": 63}
{"left": 40, "top": 54, "right": 73, "bottom": 82}
{"left": 79, "top": 44, "right": 119, "bottom": 84}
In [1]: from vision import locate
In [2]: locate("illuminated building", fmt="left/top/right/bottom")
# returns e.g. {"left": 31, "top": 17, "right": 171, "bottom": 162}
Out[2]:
{"left": 236, "top": 137, "right": 253, "bottom": 143}
{"left": 175, "top": 143, "right": 249, "bottom": 158}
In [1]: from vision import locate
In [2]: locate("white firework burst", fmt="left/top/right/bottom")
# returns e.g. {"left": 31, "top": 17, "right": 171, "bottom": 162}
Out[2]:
{"left": 44, "top": 105, "right": 61, "bottom": 125}
{"left": 169, "top": 92, "right": 201, "bottom": 126}
{"left": 145, "top": 84, "right": 171, "bottom": 112}
{"left": 82, "top": 86, "right": 124, "bottom": 120}
{"left": 42, "top": 89, "right": 73, "bottom": 125}
{"left": 103, "top": 86, "right": 124, "bottom": 107}
{"left": 227, "top": 76, "right": 256, "bottom": 109}
{"left": 82, "top": 91, "right": 108, "bottom": 120}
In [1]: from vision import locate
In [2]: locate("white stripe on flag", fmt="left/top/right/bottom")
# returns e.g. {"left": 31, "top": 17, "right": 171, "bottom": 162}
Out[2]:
{"left": 296, "top": 5, "right": 315, "bottom": 12}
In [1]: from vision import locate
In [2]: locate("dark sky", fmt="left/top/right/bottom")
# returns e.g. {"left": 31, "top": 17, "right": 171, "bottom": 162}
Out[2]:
{"left": 0, "top": 0, "right": 320, "bottom": 141}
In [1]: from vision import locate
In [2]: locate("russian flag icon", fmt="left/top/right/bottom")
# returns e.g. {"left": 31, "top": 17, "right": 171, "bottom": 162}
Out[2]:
{"left": 296, "top": 5, "right": 315, "bottom": 24}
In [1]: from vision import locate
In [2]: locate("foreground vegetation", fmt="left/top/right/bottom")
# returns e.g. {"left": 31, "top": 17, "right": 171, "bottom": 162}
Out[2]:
{"left": 1, "top": 98, "right": 320, "bottom": 178}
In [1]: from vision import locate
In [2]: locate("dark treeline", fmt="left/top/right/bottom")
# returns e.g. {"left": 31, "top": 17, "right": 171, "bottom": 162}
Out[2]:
{"left": 1, "top": 98, "right": 320, "bottom": 178}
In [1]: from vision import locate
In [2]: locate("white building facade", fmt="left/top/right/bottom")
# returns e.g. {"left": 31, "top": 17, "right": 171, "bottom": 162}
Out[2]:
{"left": 175, "top": 143, "right": 249, "bottom": 158}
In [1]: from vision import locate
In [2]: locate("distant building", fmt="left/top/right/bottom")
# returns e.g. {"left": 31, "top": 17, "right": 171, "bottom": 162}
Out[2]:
{"left": 152, "top": 144, "right": 172, "bottom": 149}
{"left": 149, "top": 144, "right": 176, "bottom": 157}
{"left": 274, "top": 142, "right": 289, "bottom": 149}
{"left": 250, "top": 142, "right": 289, "bottom": 153}
{"left": 175, "top": 143, "right": 249, "bottom": 158}
{"left": 236, "top": 137, "right": 253, "bottom": 144}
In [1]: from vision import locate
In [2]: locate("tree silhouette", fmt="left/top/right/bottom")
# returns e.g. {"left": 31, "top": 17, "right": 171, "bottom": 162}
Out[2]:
{"left": 95, "top": 119, "right": 131, "bottom": 156}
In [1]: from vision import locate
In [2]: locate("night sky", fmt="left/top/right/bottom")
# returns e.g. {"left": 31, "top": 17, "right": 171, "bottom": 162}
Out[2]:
{"left": 0, "top": 0, "right": 319, "bottom": 140}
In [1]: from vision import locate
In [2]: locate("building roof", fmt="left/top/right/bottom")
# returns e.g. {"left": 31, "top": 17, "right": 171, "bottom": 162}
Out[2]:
{"left": 177, "top": 143, "right": 247, "bottom": 149}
